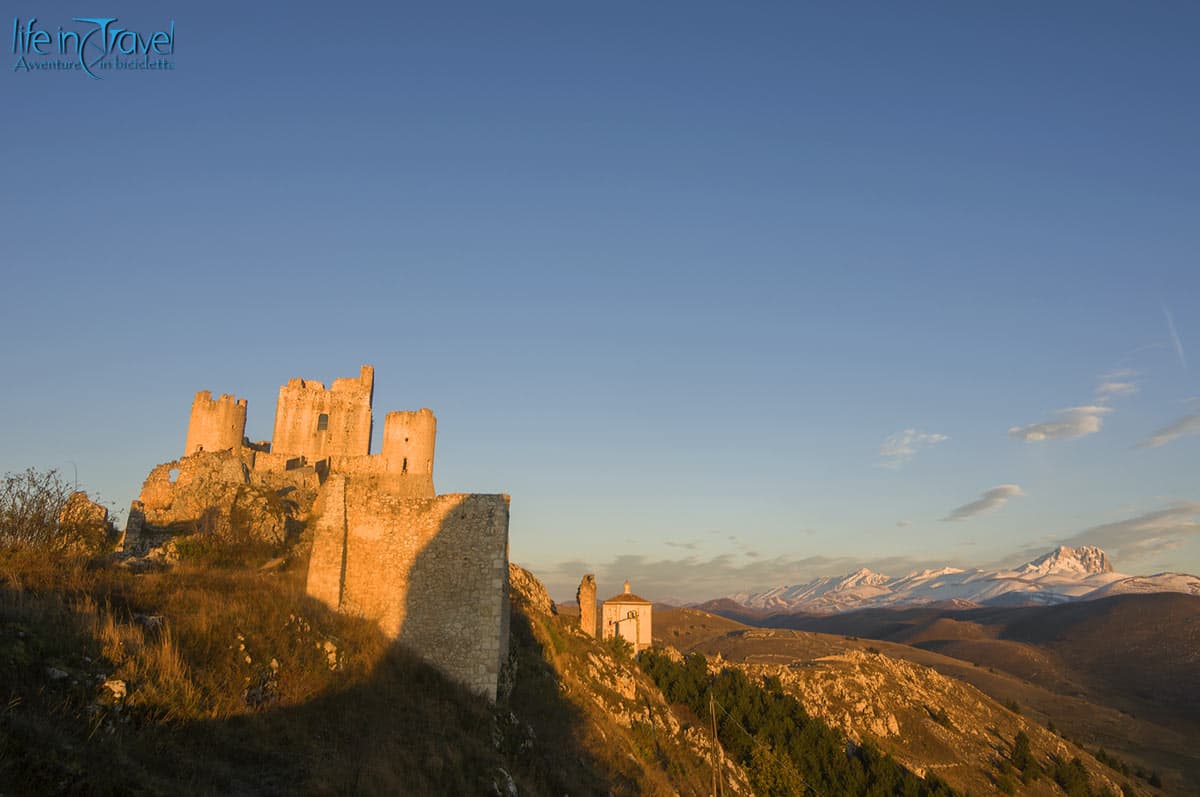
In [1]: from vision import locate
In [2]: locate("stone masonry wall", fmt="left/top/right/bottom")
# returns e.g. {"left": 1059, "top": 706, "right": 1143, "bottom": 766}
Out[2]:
{"left": 306, "top": 475, "right": 510, "bottom": 699}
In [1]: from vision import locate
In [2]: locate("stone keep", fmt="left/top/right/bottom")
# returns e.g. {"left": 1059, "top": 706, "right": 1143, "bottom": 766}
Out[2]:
{"left": 127, "top": 365, "right": 512, "bottom": 700}
{"left": 272, "top": 365, "right": 374, "bottom": 460}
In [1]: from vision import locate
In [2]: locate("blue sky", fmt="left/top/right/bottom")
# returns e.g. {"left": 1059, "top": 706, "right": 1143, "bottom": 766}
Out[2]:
{"left": 1, "top": 2, "right": 1197, "bottom": 601}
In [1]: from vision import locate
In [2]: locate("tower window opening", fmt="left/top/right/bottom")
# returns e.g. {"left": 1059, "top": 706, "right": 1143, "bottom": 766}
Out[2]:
{"left": 317, "top": 413, "right": 329, "bottom": 431}
{"left": 401, "top": 457, "right": 408, "bottom": 474}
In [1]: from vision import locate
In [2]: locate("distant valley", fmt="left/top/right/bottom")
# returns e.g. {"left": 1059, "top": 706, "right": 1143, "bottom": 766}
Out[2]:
{"left": 663, "top": 592, "right": 1200, "bottom": 794}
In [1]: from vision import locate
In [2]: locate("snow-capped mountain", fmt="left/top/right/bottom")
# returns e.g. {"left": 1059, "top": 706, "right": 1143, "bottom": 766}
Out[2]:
{"left": 732, "top": 568, "right": 893, "bottom": 614}
{"left": 723, "top": 546, "right": 1194, "bottom": 614}
{"left": 1016, "top": 545, "right": 1113, "bottom": 577}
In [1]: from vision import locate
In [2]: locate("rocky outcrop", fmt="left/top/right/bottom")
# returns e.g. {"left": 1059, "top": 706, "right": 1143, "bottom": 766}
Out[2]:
{"left": 125, "top": 450, "right": 299, "bottom": 552}
{"left": 1018, "top": 544, "right": 1114, "bottom": 576}
{"left": 56, "top": 491, "right": 115, "bottom": 553}
{"left": 509, "top": 563, "right": 556, "bottom": 617}
{"left": 724, "top": 640, "right": 1124, "bottom": 796}
{"left": 509, "top": 563, "right": 754, "bottom": 795}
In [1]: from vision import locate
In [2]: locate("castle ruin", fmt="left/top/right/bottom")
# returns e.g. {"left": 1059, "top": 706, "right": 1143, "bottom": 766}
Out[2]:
{"left": 576, "top": 574, "right": 597, "bottom": 637}
{"left": 127, "top": 365, "right": 510, "bottom": 700}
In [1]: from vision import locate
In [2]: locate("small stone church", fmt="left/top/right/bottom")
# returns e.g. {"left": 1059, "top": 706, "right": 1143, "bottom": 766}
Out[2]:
{"left": 600, "top": 580, "right": 653, "bottom": 651}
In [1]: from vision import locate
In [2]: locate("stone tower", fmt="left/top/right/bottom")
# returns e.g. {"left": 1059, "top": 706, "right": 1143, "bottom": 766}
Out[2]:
{"left": 577, "top": 574, "right": 597, "bottom": 637}
{"left": 271, "top": 365, "right": 374, "bottom": 460}
{"left": 184, "top": 391, "right": 247, "bottom": 456}
{"left": 381, "top": 408, "right": 437, "bottom": 496}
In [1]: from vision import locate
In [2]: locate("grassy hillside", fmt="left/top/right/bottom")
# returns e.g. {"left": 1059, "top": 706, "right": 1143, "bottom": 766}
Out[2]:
{"left": 0, "top": 545, "right": 634, "bottom": 795}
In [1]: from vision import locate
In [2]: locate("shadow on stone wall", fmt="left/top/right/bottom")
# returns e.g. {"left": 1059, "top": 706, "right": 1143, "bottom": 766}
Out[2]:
{"left": 306, "top": 481, "right": 511, "bottom": 700}
{"left": 396, "top": 493, "right": 509, "bottom": 698}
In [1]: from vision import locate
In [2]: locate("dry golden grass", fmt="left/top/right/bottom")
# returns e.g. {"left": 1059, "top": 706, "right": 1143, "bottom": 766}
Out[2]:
{"left": 0, "top": 546, "right": 625, "bottom": 795}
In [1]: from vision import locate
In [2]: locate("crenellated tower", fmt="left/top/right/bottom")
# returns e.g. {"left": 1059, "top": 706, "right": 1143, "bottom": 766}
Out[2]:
{"left": 382, "top": 408, "right": 437, "bottom": 495}
{"left": 184, "top": 391, "right": 247, "bottom": 456}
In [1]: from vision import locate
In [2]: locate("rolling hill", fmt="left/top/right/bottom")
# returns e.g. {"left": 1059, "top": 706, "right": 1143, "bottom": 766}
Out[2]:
{"left": 692, "top": 594, "right": 1200, "bottom": 794}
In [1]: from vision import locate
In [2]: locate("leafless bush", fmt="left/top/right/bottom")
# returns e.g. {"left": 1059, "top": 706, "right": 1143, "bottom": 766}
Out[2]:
{"left": 0, "top": 468, "right": 71, "bottom": 549}
{"left": 0, "top": 468, "right": 114, "bottom": 553}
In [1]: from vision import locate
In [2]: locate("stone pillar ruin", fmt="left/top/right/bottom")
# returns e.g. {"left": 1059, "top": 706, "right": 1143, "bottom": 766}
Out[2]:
{"left": 577, "top": 574, "right": 597, "bottom": 637}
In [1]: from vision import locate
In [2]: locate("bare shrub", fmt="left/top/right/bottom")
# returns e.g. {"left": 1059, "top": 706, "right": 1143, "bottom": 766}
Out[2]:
{"left": 0, "top": 468, "right": 70, "bottom": 548}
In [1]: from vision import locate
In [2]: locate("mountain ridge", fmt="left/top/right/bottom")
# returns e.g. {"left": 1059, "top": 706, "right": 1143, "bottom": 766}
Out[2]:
{"left": 719, "top": 545, "right": 1198, "bottom": 614}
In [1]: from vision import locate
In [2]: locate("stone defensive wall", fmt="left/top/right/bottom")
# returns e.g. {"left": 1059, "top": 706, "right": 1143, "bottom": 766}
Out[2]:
{"left": 306, "top": 475, "right": 511, "bottom": 700}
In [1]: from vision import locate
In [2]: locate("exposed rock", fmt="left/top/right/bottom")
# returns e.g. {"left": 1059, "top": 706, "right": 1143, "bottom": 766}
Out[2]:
{"left": 125, "top": 450, "right": 296, "bottom": 550}
{"left": 98, "top": 678, "right": 127, "bottom": 705}
{"left": 133, "top": 614, "right": 164, "bottom": 631}
{"left": 511, "top": 566, "right": 754, "bottom": 794}
{"left": 243, "top": 667, "right": 279, "bottom": 709}
{"left": 490, "top": 767, "right": 518, "bottom": 796}
{"left": 321, "top": 640, "right": 338, "bottom": 671}
{"left": 722, "top": 643, "right": 1124, "bottom": 796}
{"left": 57, "top": 491, "right": 115, "bottom": 553}
{"left": 508, "top": 563, "right": 556, "bottom": 617}
{"left": 660, "top": 645, "right": 684, "bottom": 663}
{"left": 1018, "top": 544, "right": 1113, "bottom": 575}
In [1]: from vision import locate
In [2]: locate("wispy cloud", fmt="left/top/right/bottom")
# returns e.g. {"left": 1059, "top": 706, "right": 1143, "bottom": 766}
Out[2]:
{"left": 1009, "top": 406, "right": 1111, "bottom": 441}
{"left": 941, "top": 484, "right": 1024, "bottom": 522}
{"left": 1004, "top": 503, "right": 1200, "bottom": 567}
{"left": 1096, "top": 380, "right": 1138, "bottom": 400}
{"left": 1164, "top": 305, "right": 1187, "bottom": 370}
{"left": 896, "top": 520, "right": 913, "bottom": 528}
{"left": 1139, "top": 413, "right": 1200, "bottom": 448}
{"left": 665, "top": 540, "right": 701, "bottom": 550}
{"left": 1010, "top": 370, "right": 1138, "bottom": 443}
{"left": 877, "top": 428, "right": 948, "bottom": 468}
